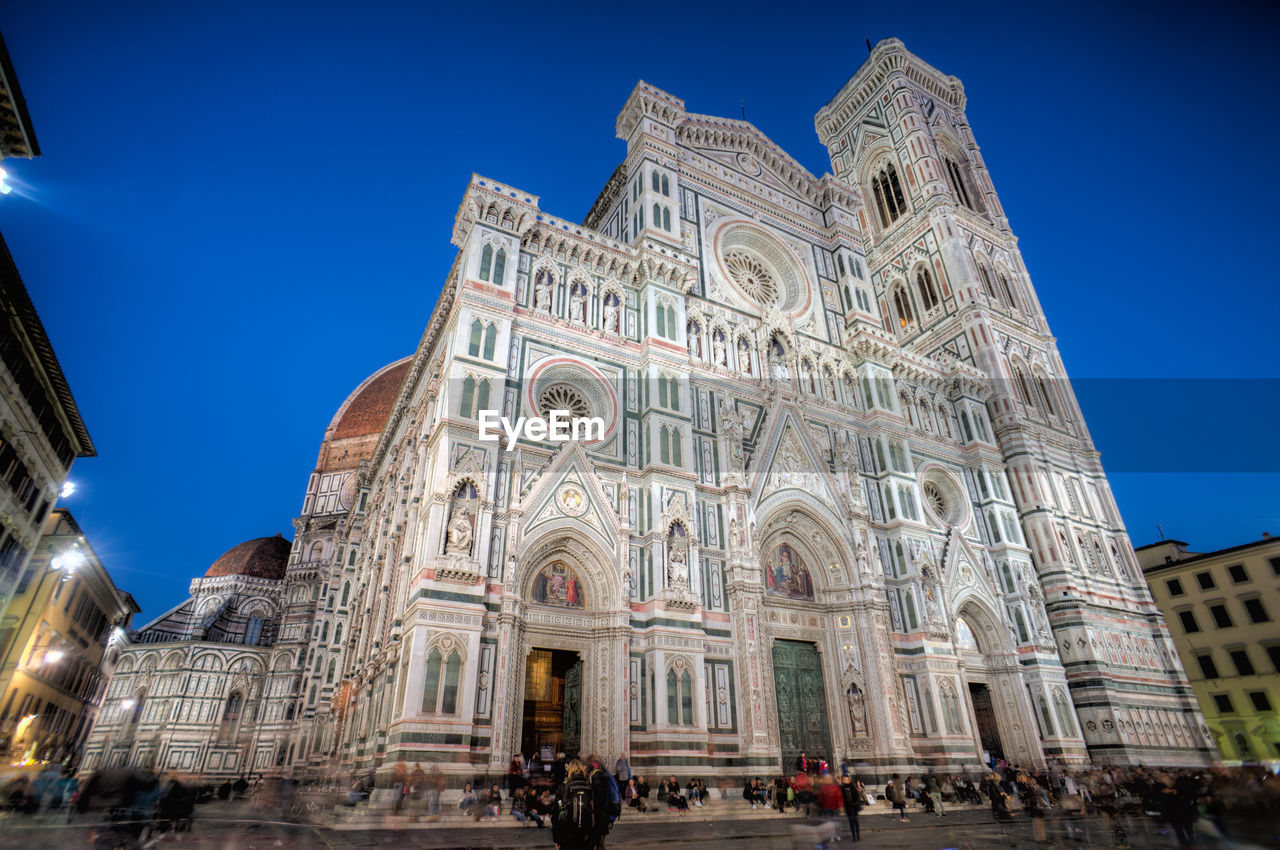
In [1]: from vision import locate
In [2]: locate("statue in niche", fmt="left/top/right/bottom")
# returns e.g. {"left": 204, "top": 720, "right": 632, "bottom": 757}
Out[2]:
{"left": 688, "top": 321, "right": 702, "bottom": 358}
{"left": 768, "top": 338, "right": 791, "bottom": 382}
{"left": 835, "top": 437, "right": 865, "bottom": 509}
{"left": 603, "top": 292, "right": 620, "bottom": 335}
{"left": 855, "top": 536, "right": 871, "bottom": 576}
{"left": 846, "top": 683, "right": 868, "bottom": 736}
{"left": 446, "top": 505, "right": 474, "bottom": 556}
{"left": 738, "top": 337, "right": 753, "bottom": 375}
{"left": 719, "top": 402, "right": 746, "bottom": 473}
{"left": 712, "top": 331, "right": 727, "bottom": 367}
{"left": 533, "top": 271, "right": 553, "bottom": 314}
{"left": 667, "top": 523, "right": 690, "bottom": 588}
{"left": 569, "top": 282, "right": 587, "bottom": 324}
{"left": 445, "top": 481, "right": 478, "bottom": 556}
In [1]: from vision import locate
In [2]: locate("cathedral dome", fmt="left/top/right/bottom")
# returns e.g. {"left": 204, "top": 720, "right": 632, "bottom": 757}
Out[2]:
{"left": 203, "top": 534, "right": 292, "bottom": 580}
{"left": 316, "top": 357, "right": 412, "bottom": 473}
{"left": 330, "top": 358, "right": 412, "bottom": 440}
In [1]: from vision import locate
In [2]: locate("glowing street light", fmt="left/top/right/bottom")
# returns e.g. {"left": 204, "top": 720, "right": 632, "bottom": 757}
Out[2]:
{"left": 50, "top": 549, "right": 85, "bottom": 573}
{"left": 0, "top": 168, "right": 11, "bottom": 195}
{"left": 44, "top": 649, "right": 65, "bottom": 664}
{"left": 60, "top": 481, "right": 76, "bottom": 499}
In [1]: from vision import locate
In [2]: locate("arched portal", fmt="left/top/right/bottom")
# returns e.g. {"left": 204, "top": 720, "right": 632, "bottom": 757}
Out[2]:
{"left": 753, "top": 502, "right": 862, "bottom": 771}
{"left": 496, "top": 532, "right": 628, "bottom": 768}
{"left": 952, "top": 597, "right": 1045, "bottom": 767}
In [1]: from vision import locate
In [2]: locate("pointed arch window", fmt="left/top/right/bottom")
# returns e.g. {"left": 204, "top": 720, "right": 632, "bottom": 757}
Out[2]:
{"left": 422, "top": 647, "right": 463, "bottom": 715}
{"left": 662, "top": 207, "right": 671, "bottom": 231}
{"left": 943, "top": 155, "right": 983, "bottom": 213}
{"left": 1036, "top": 376, "right": 1057, "bottom": 417}
{"left": 916, "top": 267, "right": 939, "bottom": 311}
{"left": 492, "top": 247, "right": 506, "bottom": 284}
{"left": 1053, "top": 692, "right": 1076, "bottom": 736}
{"left": 870, "top": 162, "right": 908, "bottom": 229}
{"left": 997, "top": 271, "right": 1017, "bottom": 310}
{"left": 479, "top": 244, "right": 493, "bottom": 281}
{"left": 661, "top": 174, "right": 670, "bottom": 196}
{"left": 892, "top": 287, "right": 914, "bottom": 330}
{"left": 978, "top": 264, "right": 998, "bottom": 302}
{"left": 459, "top": 375, "right": 475, "bottom": 418}
{"left": 659, "top": 425, "right": 671, "bottom": 465}
{"left": 653, "top": 203, "right": 661, "bottom": 228}
{"left": 666, "top": 669, "right": 678, "bottom": 724}
{"left": 326, "top": 658, "right": 336, "bottom": 684}
{"left": 883, "top": 485, "right": 896, "bottom": 520}
{"left": 1036, "top": 694, "right": 1056, "bottom": 736}
{"left": 482, "top": 323, "right": 498, "bottom": 360}
{"left": 218, "top": 691, "right": 244, "bottom": 742}
{"left": 652, "top": 171, "right": 660, "bottom": 192}
{"left": 468, "top": 319, "right": 484, "bottom": 356}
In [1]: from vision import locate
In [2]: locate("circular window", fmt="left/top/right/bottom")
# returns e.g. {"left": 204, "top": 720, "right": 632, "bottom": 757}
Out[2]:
{"left": 712, "top": 222, "right": 812, "bottom": 317}
{"left": 723, "top": 250, "right": 778, "bottom": 306}
{"left": 920, "top": 469, "right": 968, "bottom": 528}
{"left": 525, "top": 357, "right": 619, "bottom": 444}
{"left": 538, "top": 384, "right": 590, "bottom": 420}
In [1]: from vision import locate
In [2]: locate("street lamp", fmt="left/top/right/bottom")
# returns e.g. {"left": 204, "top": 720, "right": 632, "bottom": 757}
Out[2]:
{"left": 0, "top": 546, "right": 84, "bottom": 686}
{"left": 0, "top": 168, "right": 11, "bottom": 195}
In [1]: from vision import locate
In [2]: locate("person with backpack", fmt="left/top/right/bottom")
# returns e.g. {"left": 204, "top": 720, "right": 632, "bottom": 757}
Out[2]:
{"left": 554, "top": 757, "right": 617, "bottom": 850}
{"left": 839, "top": 775, "right": 863, "bottom": 842}
{"left": 587, "top": 755, "right": 623, "bottom": 830}
{"left": 886, "top": 775, "right": 908, "bottom": 822}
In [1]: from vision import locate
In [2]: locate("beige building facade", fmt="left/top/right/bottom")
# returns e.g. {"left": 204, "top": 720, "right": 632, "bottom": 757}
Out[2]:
{"left": 1139, "top": 535, "right": 1280, "bottom": 764}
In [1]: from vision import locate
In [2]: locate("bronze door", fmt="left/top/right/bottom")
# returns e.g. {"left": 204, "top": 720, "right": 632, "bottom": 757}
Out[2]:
{"left": 772, "top": 639, "right": 832, "bottom": 768}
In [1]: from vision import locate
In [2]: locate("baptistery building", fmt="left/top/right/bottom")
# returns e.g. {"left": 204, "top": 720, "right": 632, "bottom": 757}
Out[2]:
{"left": 83, "top": 39, "right": 1212, "bottom": 779}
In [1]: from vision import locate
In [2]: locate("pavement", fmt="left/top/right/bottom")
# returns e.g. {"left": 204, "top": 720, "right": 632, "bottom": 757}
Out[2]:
{"left": 0, "top": 803, "right": 1270, "bottom": 849}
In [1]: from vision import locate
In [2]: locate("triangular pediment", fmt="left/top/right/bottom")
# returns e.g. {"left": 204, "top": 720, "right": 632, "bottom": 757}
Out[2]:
{"left": 750, "top": 409, "right": 838, "bottom": 508}
{"left": 678, "top": 116, "right": 821, "bottom": 205}
{"left": 520, "top": 443, "right": 618, "bottom": 552}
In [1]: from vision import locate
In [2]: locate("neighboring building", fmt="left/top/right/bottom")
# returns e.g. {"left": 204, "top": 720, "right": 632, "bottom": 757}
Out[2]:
{"left": 1139, "top": 534, "right": 1280, "bottom": 764}
{"left": 0, "top": 28, "right": 40, "bottom": 160}
{"left": 85, "top": 39, "right": 1213, "bottom": 782}
{"left": 0, "top": 30, "right": 95, "bottom": 616}
{"left": 0, "top": 235, "right": 95, "bottom": 613}
{"left": 81, "top": 361, "right": 408, "bottom": 776}
{"left": 0, "top": 509, "right": 137, "bottom": 764}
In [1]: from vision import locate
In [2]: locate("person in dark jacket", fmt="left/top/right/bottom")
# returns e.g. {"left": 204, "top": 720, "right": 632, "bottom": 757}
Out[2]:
{"left": 840, "top": 775, "right": 863, "bottom": 841}
{"left": 552, "top": 758, "right": 611, "bottom": 850}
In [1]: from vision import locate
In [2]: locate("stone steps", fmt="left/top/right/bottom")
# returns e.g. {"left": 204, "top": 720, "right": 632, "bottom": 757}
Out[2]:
{"left": 327, "top": 797, "right": 990, "bottom": 830}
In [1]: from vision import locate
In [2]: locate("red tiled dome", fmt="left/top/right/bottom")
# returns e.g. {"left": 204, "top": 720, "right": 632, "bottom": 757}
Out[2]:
{"left": 204, "top": 534, "right": 292, "bottom": 580}
{"left": 331, "top": 359, "right": 412, "bottom": 440}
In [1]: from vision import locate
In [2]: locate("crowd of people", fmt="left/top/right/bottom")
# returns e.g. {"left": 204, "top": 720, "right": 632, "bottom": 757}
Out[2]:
{"left": 2, "top": 753, "right": 1277, "bottom": 850}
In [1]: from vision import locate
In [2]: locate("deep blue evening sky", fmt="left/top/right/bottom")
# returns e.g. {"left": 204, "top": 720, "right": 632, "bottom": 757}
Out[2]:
{"left": 1, "top": 1, "right": 1276, "bottom": 621}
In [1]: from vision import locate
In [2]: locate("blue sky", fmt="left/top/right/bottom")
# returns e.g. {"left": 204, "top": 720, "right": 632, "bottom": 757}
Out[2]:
{"left": 1, "top": 1, "right": 1276, "bottom": 620}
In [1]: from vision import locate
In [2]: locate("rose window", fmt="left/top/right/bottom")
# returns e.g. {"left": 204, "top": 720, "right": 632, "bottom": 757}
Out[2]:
{"left": 923, "top": 481, "right": 948, "bottom": 517}
{"left": 723, "top": 250, "right": 778, "bottom": 306}
{"left": 919, "top": 469, "right": 968, "bottom": 528}
{"left": 538, "top": 384, "right": 591, "bottom": 420}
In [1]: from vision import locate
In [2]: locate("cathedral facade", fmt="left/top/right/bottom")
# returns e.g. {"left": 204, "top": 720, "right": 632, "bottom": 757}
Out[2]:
{"left": 82, "top": 40, "right": 1213, "bottom": 780}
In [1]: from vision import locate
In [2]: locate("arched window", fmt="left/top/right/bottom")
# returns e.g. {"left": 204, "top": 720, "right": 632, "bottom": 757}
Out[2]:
{"left": 326, "top": 658, "right": 336, "bottom": 684}
{"left": 492, "top": 248, "right": 506, "bottom": 284}
{"left": 1013, "top": 607, "right": 1029, "bottom": 643}
{"left": 883, "top": 485, "right": 896, "bottom": 520}
{"left": 665, "top": 304, "right": 676, "bottom": 336}
{"left": 997, "top": 271, "right": 1017, "bottom": 310}
{"left": 652, "top": 171, "right": 660, "bottom": 192}
{"left": 978, "top": 264, "right": 998, "bottom": 302}
{"left": 341, "top": 582, "right": 350, "bottom": 606}
{"left": 479, "top": 244, "right": 493, "bottom": 281}
{"left": 1053, "top": 692, "right": 1076, "bottom": 737}
{"left": 1037, "top": 695, "right": 1056, "bottom": 736}
{"left": 988, "top": 510, "right": 1002, "bottom": 543}
{"left": 459, "top": 375, "right": 475, "bottom": 418}
{"left": 334, "top": 623, "right": 343, "bottom": 644}
{"left": 653, "top": 203, "right": 661, "bottom": 228}
{"left": 892, "top": 287, "right": 914, "bottom": 330}
{"left": 903, "top": 589, "right": 918, "bottom": 630}
{"left": 661, "top": 174, "right": 670, "bottom": 196}
{"left": 482, "top": 323, "right": 498, "bottom": 360}
{"left": 659, "top": 425, "right": 670, "bottom": 464}
{"left": 1000, "top": 561, "right": 1014, "bottom": 593}
{"left": 1036, "top": 376, "right": 1057, "bottom": 417}
{"left": 476, "top": 379, "right": 491, "bottom": 417}
{"left": 422, "top": 647, "right": 463, "bottom": 715}
{"left": 666, "top": 669, "right": 678, "bottom": 724}
{"left": 662, "top": 207, "right": 671, "bottom": 231}
{"left": 870, "top": 162, "right": 907, "bottom": 228}
{"left": 943, "top": 155, "right": 982, "bottom": 212}
{"left": 1012, "top": 366, "right": 1033, "bottom": 408}
{"left": 916, "top": 267, "right": 939, "bottom": 311}
{"left": 218, "top": 691, "right": 243, "bottom": 742}
{"left": 246, "top": 615, "right": 264, "bottom": 646}
{"left": 680, "top": 669, "right": 693, "bottom": 725}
